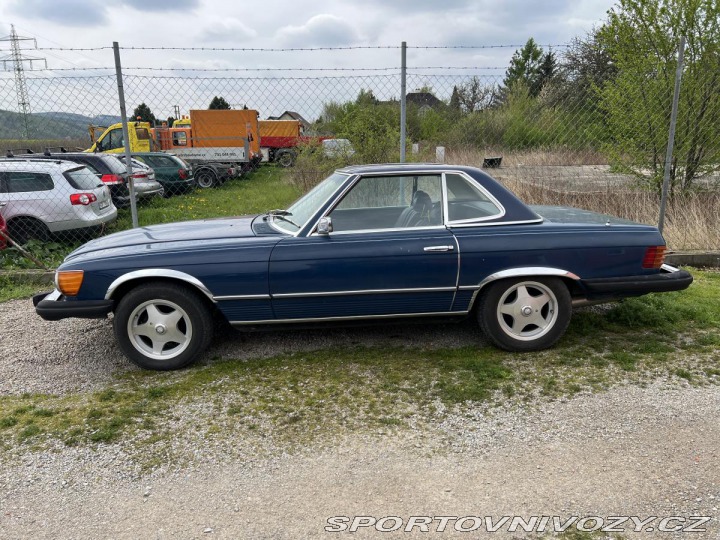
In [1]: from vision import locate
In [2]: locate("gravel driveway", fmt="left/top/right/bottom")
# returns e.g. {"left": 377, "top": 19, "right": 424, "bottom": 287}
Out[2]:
{"left": 1, "top": 297, "right": 719, "bottom": 539}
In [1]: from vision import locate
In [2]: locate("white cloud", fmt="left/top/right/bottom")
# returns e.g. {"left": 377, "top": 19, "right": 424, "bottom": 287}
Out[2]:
{"left": 198, "top": 19, "right": 258, "bottom": 43}
{"left": 275, "top": 14, "right": 361, "bottom": 47}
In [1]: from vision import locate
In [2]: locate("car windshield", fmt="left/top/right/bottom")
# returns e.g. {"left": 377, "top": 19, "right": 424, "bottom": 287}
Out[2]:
{"left": 272, "top": 171, "right": 350, "bottom": 233}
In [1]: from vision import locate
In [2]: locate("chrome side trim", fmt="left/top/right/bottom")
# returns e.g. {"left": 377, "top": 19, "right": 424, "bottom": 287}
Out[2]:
{"left": 464, "top": 267, "right": 581, "bottom": 310}
{"left": 105, "top": 269, "right": 215, "bottom": 302}
{"left": 214, "top": 294, "right": 271, "bottom": 301}
{"left": 317, "top": 225, "right": 447, "bottom": 236}
{"left": 272, "top": 286, "right": 457, "bottom": 299}
{"left": 661, "top": 263, "right": 679, "bottom": 272}
{"left": 230, "top": 310, "right": 469, "bottom": 326}
{"left": 448, "top": 217, "right": 544, "bottom": 228}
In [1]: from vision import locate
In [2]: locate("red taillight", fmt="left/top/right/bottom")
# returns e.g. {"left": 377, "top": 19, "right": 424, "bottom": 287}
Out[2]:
{"left": 642, "top": 246, "right": 667, "bottom": 269}
{"left": 70, "top": 193, "right": 97, "bottom": 206}
{"left": 132, "top": 172, "right": 148, "bottom": 180}
{"left": 178, "top": 168, "right": 188, "bottom": 179}
{"left": 101, "top": 174, "right": 124, "bottom": 185}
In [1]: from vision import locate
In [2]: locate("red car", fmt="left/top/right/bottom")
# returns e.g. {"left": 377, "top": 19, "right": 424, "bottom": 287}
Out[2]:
{"left": 0, "top": 212, "right": 7, "bottom": 249}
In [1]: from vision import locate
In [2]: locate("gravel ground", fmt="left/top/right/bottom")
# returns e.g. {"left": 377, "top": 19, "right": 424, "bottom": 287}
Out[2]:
{"left": 1, "top": 297, "right": 719, "bottom": 538}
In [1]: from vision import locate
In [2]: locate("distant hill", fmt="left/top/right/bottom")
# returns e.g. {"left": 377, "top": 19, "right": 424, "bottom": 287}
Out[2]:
{"left": 0, "top": 109, "right": 121, "bottom": 141}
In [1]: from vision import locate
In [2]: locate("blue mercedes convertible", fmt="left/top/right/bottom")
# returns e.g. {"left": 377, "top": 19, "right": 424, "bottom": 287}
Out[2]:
{"left": 34, "top": 164, "right": 693, "bottom": 370}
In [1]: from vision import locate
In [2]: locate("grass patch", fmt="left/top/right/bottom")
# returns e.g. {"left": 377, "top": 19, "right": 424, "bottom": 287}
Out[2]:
{"left": 108, "top": 166, "right": 299, "bottom": 231}
{"left": 0, "top": 274, "right": 46, "bottom": 302}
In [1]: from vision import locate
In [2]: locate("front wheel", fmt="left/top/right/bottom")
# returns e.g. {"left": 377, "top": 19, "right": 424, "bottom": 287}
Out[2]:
{"left": 113, "top": 282, "right": 214, "bottom": 370}
{"left": 477, "top": 277, "right": 572, "bottom": 352}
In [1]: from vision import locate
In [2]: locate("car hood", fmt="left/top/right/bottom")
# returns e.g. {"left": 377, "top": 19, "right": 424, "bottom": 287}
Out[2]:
{"left": 66, "top": 215, "right": 261, "bottom": 260}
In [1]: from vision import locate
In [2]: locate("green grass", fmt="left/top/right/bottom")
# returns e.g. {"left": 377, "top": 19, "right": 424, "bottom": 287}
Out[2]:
{"left": 0, "top": 274, "right": 45, "bottom": 302}
{"left": 108, "top": 166, "right": 299, "bottom": 230}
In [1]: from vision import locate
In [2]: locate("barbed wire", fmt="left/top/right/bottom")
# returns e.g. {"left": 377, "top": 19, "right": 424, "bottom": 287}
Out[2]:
{"left": 14, "top": 66, "right": 509, "bottom": 73}
{"left": 10, "top": 44, "right": 570, "bottom": 53}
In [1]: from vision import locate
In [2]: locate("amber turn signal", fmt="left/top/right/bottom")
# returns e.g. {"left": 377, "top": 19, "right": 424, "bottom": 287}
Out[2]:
{"left": 57, "top": 270, "right": 84, "bottom": 296}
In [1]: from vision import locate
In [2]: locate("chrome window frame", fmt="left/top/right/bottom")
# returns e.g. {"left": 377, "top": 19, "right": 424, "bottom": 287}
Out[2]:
{"left": 307, "top": 170, "right": 447, "bottom": 237}
{"left": 442, "top": 171, "right": 506, "bottom": 225}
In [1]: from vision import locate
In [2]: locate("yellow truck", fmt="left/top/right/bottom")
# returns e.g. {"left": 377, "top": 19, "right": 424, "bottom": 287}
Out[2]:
{"left": 88, "top": 109, "right": 261, "bottom": 187}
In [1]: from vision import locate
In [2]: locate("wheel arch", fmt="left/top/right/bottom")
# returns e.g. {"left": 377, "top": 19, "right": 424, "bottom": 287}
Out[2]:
{"left": 105, "top": 269, "right": 215, "bottom": 306}
{"left": 467, "top": 267, "right": 582, "bottom": 313}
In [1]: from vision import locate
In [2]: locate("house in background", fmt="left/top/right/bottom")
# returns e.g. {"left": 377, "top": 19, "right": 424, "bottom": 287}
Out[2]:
{"left": 405, "top": 92, "right": 443, "bottom": 113}
{"left": 267, "top": 111, "right": 311, "bottom": 132}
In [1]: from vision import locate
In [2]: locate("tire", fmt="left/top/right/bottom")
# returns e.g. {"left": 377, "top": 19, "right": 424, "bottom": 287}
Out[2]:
{"left": 7, "top": 217, "right": 50, "bottom": 244}
{"left": 113, "top": 282, "right": 214, "bottom": 370}
{"left": 195, "top": 169, "right": 218, "bottom": 189}
{"left": 477, "top": 277, "right": 572, "bottom": 352}
{"left": 275, "top": 150, "right": 296, "bottom": 168}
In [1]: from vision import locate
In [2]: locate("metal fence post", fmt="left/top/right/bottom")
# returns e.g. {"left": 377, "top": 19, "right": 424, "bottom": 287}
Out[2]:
{"left": 658, "top": 36, "right": 686, "bottom": 236}
{"left": 400, "top": 41, "right": 407, "bottom": 163}
{"left": 113, "top": 41, "right": 138, "bottom": 229}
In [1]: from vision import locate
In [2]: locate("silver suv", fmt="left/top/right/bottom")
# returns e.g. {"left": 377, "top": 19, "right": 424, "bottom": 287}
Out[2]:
{"left": 0, "top": 159, "right": 117, "bottom": 243}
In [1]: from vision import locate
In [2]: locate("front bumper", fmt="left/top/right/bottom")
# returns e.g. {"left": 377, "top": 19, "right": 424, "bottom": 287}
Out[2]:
{"left": 580, "top": 264, "right": 693, "bottom": 300}
{"left": 34, "top": 290, "right": 114, "bottom": 321}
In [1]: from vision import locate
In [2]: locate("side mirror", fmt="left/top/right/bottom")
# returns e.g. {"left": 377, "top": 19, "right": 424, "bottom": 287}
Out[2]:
{"left": 317, "top": 216, "right": 333, "bottom": 235}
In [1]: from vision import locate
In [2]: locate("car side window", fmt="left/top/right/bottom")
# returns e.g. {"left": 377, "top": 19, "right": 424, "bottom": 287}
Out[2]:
{"left": 328, "top": 174, "right": 442, "bottom": 232}
{"left": 445, "top": 173, "right": 503, "bottom": 223}
{"left": 5, "top": 172, "right": 54, "bottom": 193}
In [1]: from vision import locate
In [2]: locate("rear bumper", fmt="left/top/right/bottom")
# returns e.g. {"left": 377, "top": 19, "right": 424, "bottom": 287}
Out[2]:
{"left": 580, "top": 264, "right": 693, "bottom": 300}
{"left": 34, "top": 290, "right": 114, "bottom": 321}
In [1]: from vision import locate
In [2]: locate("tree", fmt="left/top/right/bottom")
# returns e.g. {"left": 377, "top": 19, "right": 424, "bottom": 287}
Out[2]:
{"left": 551, "top": 31, "right": 617, "bottom": 110}
{"left": 503, "top": 38, "right": 545, "bottom": 97}
{"left": 132, "top": 103, "right": 156, "bottom": 124}
{"left": 455, "top": 77, "right": 496, "bottom": 113}
{"left": 355, "top": 89, "right": 379, "bottom": 106}
{"left": 449, "top": 86, "right": 461, "bottom": 112}
{"left": 208, "top": 96, "right": 231, "bottom": 109}
{"left": 598, "top": 0, "right": 720, "bottom": 192}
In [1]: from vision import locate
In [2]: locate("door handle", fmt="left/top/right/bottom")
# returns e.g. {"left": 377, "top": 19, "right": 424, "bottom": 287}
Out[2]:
{"left": 423, "top": 245, "right": 454, "bottom": 252}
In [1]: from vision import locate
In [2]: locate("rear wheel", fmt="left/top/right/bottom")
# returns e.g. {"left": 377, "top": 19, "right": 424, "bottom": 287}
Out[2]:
{"left": 6, "top": 217, "right": 50, "bottom": 244}
{"left": 113, "top": 282, "right": 214, "bottom": 370}
{"left": 195, "top": 169, "right": 218, "bottom": 189}
{"left": 477, "top": 277, "right": 572, "bottom": 352}
{"left": 275, "top": 150, "right": 296, "bottom": 167}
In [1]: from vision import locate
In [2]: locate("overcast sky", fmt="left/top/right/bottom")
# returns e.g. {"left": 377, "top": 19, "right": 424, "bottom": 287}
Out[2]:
{"left": 0, "top": 0, "right": 616, "bottom": 119}
{"left": 0, "top": 0, "right": 615, "bottom": 68}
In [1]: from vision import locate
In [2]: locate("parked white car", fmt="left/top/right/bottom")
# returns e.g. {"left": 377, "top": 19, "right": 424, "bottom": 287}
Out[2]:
{"left": 0, "top": 158, "right": 117, "bottom": 243}
{"left": 322, "top": 138, "right": 355, "bottom": 159}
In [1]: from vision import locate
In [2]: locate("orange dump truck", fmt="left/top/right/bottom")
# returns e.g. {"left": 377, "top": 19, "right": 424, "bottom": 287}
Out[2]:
{"left": 259, "top": 119, "right": 328, "bottom": 167}
{"left": 88, "top": 109, "right": 261, "bottom": 187}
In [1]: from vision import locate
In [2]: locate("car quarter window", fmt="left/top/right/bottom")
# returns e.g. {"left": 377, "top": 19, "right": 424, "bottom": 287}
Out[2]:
{"left": 445, "top": 173, "right": 503, "bottom": 222}
{"left": 5, "top": 172, "right": 54, "bottom": 193}
{"left": 329, "top": 174, "right": 443, "bottom": 232}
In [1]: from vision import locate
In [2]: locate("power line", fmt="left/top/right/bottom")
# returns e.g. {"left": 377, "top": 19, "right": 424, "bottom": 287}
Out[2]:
{"left": 0, "top": 25, "right": 47, "bottom": 139}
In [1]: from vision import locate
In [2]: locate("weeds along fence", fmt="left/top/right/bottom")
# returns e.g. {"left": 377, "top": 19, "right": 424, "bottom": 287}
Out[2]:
{"left": 0, "top": 42, "right": 719, "bottom": 268}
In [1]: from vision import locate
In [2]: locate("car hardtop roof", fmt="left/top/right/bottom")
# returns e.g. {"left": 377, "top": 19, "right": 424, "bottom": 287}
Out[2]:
{"left": 338, "top": 163, "right": 490, "bottom": 176}
{"left": 0, "top": 158, "right": 86, "bottom": 171}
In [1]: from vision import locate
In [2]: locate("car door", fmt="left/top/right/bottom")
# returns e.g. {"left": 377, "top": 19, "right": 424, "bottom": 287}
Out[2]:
{"left": 268, "top": 173, "right": 460, "bottom": 320}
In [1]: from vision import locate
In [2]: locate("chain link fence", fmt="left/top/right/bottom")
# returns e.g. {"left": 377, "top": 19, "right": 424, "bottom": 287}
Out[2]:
{"left": 1, "top": 42, "right": 719, "bottom": 269}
